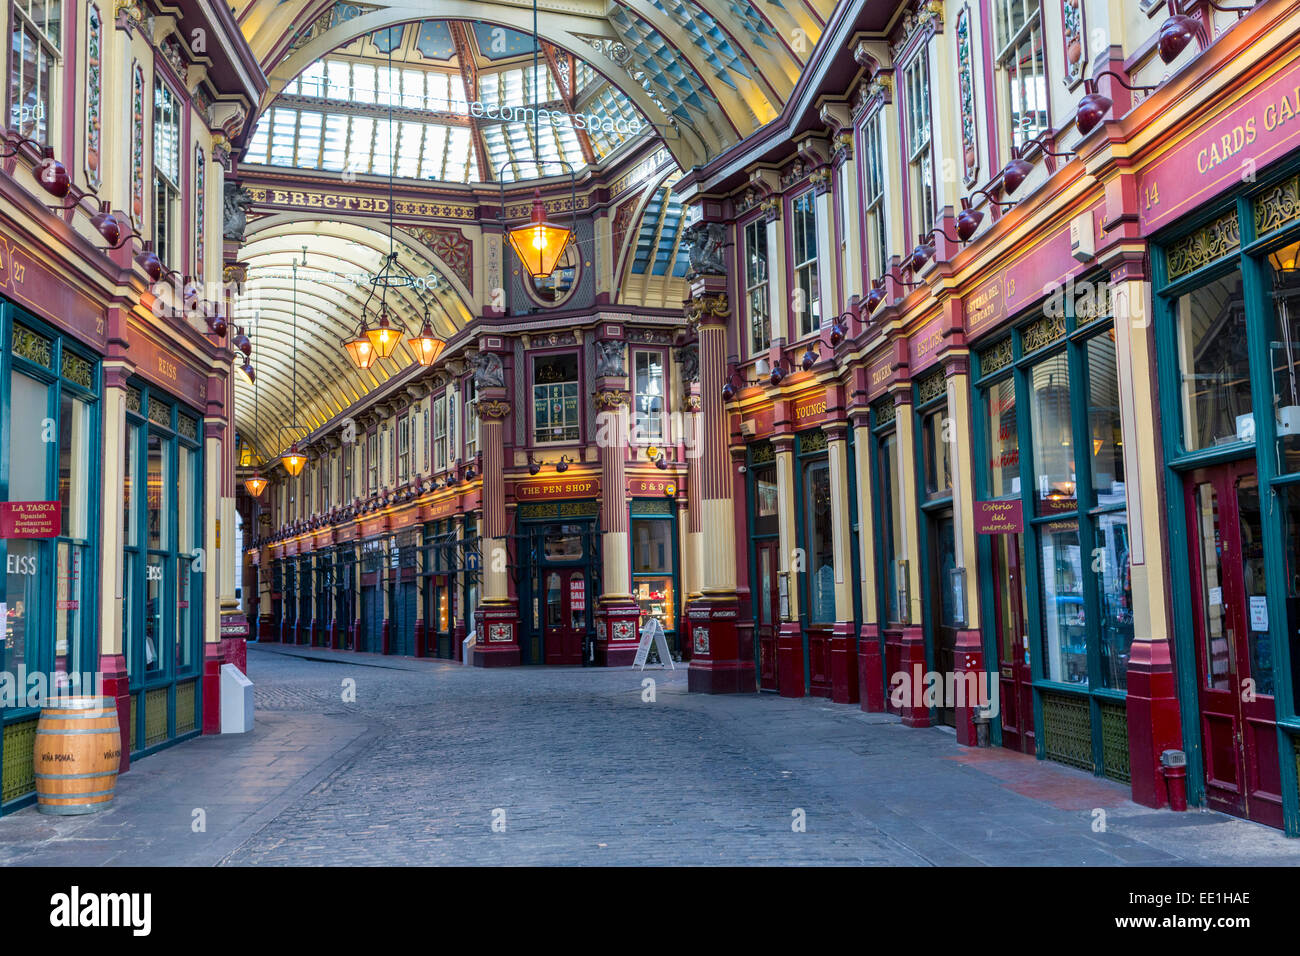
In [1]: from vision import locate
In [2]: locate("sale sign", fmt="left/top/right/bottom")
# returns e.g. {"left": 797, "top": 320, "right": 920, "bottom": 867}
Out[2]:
{"left": 0, "top": 501, "right": 60, "bottom": 538}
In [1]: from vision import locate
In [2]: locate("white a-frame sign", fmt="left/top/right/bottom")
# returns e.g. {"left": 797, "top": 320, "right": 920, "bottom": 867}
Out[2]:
{"left": 633, "top": 618, "right": 675, "bottom": 670}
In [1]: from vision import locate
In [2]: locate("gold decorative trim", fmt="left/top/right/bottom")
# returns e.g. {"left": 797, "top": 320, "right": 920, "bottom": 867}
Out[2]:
{"left": 872, "top": 396, "right": 896, "bottom": 426}
{"left": 1255, "top": 174, "right": 1300, "bottom": 237}
{"left": 800, "top": 429, "right": 829, "bottom": 453}
{"left": 916, "top": 368, "right": 947, "bottom": 405}
{"left": 685, "top": 292, "right": 730, "bottom": 323}
{"left": 1021, "top": 314, "right": 1067, "bottom": 353}
{"left": 978, "top": 337, "right": 1013, "bottom": 375}
{"left": 1166, "top": 211, "right": 1240, "bottom": 280}
{"left": 12, "top": 324, "right": 52, "bottom": 368}
{"left": 475, "top": 400, "right": 511, "bottom": 421}
{"left": 593, "top": 390, "right": 628, "bottom": 410}
{"left": 749, "top": 440, "right": 775, "bottom": 464}
{"left": 61, "top": 352, "right": 94, "bottom": 388}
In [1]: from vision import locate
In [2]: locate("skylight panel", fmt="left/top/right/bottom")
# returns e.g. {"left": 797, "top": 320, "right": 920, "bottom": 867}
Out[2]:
{"left": 321, "top": 113, "right": 348, "bottom": 170}
{"left": 348, "top": 115, "right": 375, "bottom": 172}
{"left": 325, "top": 60, "right": 350, "bottom": 100}
{"left": 296, "top": 111, "right": 323, "bottom": 166}
{"left": 396, "top": 121, "right": 424, "bottom": 178}
{"left": 422, "top": 123, "right": 448, "bottom": 178}
{"left": 372, "top": 119, "right": 394, "bottom": 176}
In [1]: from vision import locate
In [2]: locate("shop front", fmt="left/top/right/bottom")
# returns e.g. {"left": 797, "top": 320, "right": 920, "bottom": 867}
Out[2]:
{"left": 745, "top": 440, "right": 780, "bottom": 692}
{"left": 423, "top": 518, "right": 456, "bottom": 658}
{"left": 121, "top": 380, "right": 205, "bottom": 757}
{"left": 1152, "top": 164, "right": 1300, "bottom": 831}
{"left": 359, "top": 536, "right": 386, "bottom": 654}
{"left": 630, "top": 498, "right": 679, "bottom": 659}
{"left": 517, "top": 500, "right": 600, "bottom": 666}
{"left": 1, "top": 305, "right": 102, "bottom": 811}
{"left": 970, "top": 283, "right": 1134, "bottom": 782}
{"left": 388, "top": 528, "right": 418, "bottom": 657}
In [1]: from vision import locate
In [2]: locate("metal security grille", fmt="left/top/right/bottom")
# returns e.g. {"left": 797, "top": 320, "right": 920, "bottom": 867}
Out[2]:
{"left": 1041, "top": 690, "right": 1092, "bottom": 772}
{"left": 1, "top": 720, "right": 38, "bottom": 803}
{"left": 176, "top": 680, "right": 197, "bottom": 736}
{"left": 145, "top": 687, "right": 169, "bottom": 747}
{"left": 1098, "top": 698, "right": 1130, "bottom": 783}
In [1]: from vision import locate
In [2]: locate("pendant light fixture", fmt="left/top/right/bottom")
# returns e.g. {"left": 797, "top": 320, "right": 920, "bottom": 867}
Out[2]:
{"left": 502, "top": 0, "right": 574, "bottom": 280}
{"left": 244, "top": 314, "right": 268, "bottom": 497}
{"left": 340, "top": 39, "right": 444, "bottom": 371}
{"left": 281, "top": 248, "right": 308, "bottom": 478}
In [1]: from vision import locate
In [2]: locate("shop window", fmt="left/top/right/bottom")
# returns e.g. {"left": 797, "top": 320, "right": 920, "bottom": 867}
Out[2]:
{"left": 8, "top": 0, "right": 61, "bottom": 144}
{"left": 398, "top": 414, "right": 411, "bottom": 478}
{"left": 744, "top": 218, "right": 770, "bottom": 355}
{"left": 862, "top": 109, "right": 889, "bottom": 279}
{"left": 987, "top": 378, "right": 1020, "bottom": 497}
{"left": 1040, "top": 519, "right": 1086, "bottom": 684}
{"left": 1267, "top": 240, "right": 1300, "bottom": 475}
{"left": 921, "top": 407, "right": 952, "bottom": 498}
{"left": 1028, "top": 351, "right": 1076, "bottom": 513}
{"left": 1280, "top": 487, "right": 1300, "bottom": 713}
{"left": 791, "top": 192, "right": 820, "bottom": 339}
{"left": 153, "top": 76, "right": 182, "bottom": 269}
{"left": 342, "top": 444, "right": 353, "bottom": 502}
{"left": 903, "top": 51, "right": 935, "bottom": 239}
{"left": 633, "top": 350, "right": 665, "bottom": 444}
{"left": 879, "top": 431, "right": 904, "bottom": 624}
{"left": 543, "top": 525, "right": 585, "bottom": 560}
{"left": 1085, "top": 334, "right": 1126, "bottom": 507}
{"left": 994, "top": 0, "right": 1048, "bottom": 151}
{"left": 803, "top": 459, "right": 835, "bottom": 623}
{"left": 533, "top": 354, "right": 580, "bottom": 444}
{"left": 1174, "top": 269, "right": 1251, "bottom": 450}
{"left": 321, "top": 454, "right": 331, "bottom": 510}
{"left": 632, "top": 518, "right": 674, "bottom": 635}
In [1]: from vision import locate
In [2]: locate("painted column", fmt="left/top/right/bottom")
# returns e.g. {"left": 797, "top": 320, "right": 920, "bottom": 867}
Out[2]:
{"left": 687, "top": 291, "right": 753, "bottom": 693}
{"left": 946, "top": 356, "right": 986, "bottom": 746}
{"left": 765, "top": 201, "right": 788, "bottom": 352}
{"left": 826, "top": 423, "right": 859, "bottom": 704}
{"left": 831, "top": 130, "right": 864, "bottom": 304}
{"left": 215, "top": 366, "right": 247, "bottom": 672}
{"left": 774, "top": 433, "right": 803, "bottom": 698}
{"left": 472, "top": 392, "right": 519, "bottom": 666}
{"left": 852, "top": 412, "right": 885, "bottom": 711}
{"left": 451, "top": 513, "right": 466, "bottom": 658}
{"left": 1113, "top": 263, "right": 1183, "bottom": 808}
{"left": 201, "top": 418, "right": 224, "bottom": 734}
{"left": 98, "top": 354, "right": 133, "bottom": 771}
{"left": 892, "top": 384, "right": 929, "bottom": 727}
{"left": 678, "top": 350, "right": 702, "bottom": 660}
{"left": 594, "top": 379, "right": 639, "bottom": 666}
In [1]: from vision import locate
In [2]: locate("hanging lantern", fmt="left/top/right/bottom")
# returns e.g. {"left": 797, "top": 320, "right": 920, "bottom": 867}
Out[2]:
{"left": 343, "top": 326, "right": 378, "bottom": 369}
{"left": 365, "top": 310, "right": 401, "bottom": 359}
{"left": 408, "top": 319, "right": 446, "bottom": 367}
{"left": 281, "top": 445, "right": 307, "bottom": 477}
{"left": 244, "top": 473, "right": 268, "bottom": 497}
{"left": 507, "top": 189, "right": 573, "bottom": 279}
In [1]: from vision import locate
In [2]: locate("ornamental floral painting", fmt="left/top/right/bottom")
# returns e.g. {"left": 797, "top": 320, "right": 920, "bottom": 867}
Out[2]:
{"left": 1061, "top": 0, "right": 1086, "bottom": 88}
{"left": 130, "top": 63, "right": 144, "bottom": 228}
{"left": 955, "top": 5, "right": 978, "bottom": 185}
{"left": 85, "top": 4, "right": 102, "bottom": 189}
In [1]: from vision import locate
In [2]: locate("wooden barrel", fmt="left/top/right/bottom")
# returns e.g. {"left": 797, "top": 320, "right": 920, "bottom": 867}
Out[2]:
{"left": 33, "top": 696, "right": 121, "bottom": 815}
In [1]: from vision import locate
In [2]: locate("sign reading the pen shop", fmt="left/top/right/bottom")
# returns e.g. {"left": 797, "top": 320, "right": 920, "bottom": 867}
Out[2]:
{"left": 515, "top": 476, "right": 598, "bottom": 501}
{"left": 974, "top": 499, "right": 1023, "bottom": 534}
{"left": 0, "top": 501, "right": 60, "bottom": 538}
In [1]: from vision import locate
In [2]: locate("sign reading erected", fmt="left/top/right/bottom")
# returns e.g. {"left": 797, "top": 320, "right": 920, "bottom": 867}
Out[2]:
{"left": 0, "top": 501, "right": 60, "bottom": 538}
{"left": 975, "top": 499, "right": 1024, "bottom": 534}
{"left": 633, "top": 618, "right": 675, "bottom": 671}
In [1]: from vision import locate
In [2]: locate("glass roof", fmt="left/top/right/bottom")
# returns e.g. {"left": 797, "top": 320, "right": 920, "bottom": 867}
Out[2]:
{"left": 243, "top": 21, "right": 648, "bottom": 184}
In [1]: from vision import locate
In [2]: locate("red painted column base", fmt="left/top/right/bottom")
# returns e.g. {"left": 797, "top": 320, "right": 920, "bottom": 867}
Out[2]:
{"left": 257, "top": 614, "right": 273, "bottom": 641}
{"left": 686, "top": 598, "right": 754, "bottom": 693}
{"left": 953, "top": 628, "right": 985, "bottom": 747}
{"left": 414, "top": 619, "right": 427, "bottom": 658}
{"left": 1126, "top": 637, "right": 1184, "bottom": 808}
{"left": 352, "top": 619, "right": 361, "bottom": 652}
{"left": 776, "top": 622, "right": 805, "bottom": 698}
{"left": 897, "top": 626, "right": 931, "bottom": 727}
{"left": 830, "top": 622, "right": 860, "bottom": 704}
{"left": 381, "top": 620, "right": 391, "bottom": 655}
{"left": 202, "top": 642, "right": 225, "bottom": 735}
{"left": 473, "top": 605, "right": 522, "bottom": 667}
{"left": 99, "top": 654, "right": 131, "bottom": 774}
{"left": 596, "top": 602, "right": 641, "bottom": 667}
{"left": 219, "top": 637, "right": 247, "bottom": 675}
{"left": 328, "top": 621, "right": 341, "bottom": 650}
{"left": 858, "top": 624, "right": 885, "bottom": 712}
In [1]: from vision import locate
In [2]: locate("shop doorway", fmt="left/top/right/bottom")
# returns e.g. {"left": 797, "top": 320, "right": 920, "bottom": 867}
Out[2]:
{"left": 926, "top": 509, "right": 958, "bottom": 727}
{"left": 1185, "top": 461, "right": 1283, "bottom": 828}
{"left": 755, "top": 539, "right": 780, "bottom": 692}
{"left": 544, "top": 568, "right": 586, "bottom": 665}
{"left": 991, "top": 533, "right": 1034, "bottom": 753}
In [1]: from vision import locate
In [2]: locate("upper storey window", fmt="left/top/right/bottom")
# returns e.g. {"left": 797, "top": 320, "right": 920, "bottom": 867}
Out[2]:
{"left": 862, "top": 109, "right": 889, "bottom": 279}
{"left": 153, "top": 77, "right": 182, "bottom": 269}
{"left": 791, "top": 192, "right": 820, "bottom": 340}
{"left": 995, "top": 0, "right": 1049, "bottom": 150}
{"left": 744, "top": 218, "right": 770, "bottom": 356}
{"left": 903, "top": 52, "right": 935, "bottom": 239}
{"left": 533, "top": 354, "right": 580, "bottom": 445}
{"left": 10, "top": 0, "right": 61, "bottom": 144}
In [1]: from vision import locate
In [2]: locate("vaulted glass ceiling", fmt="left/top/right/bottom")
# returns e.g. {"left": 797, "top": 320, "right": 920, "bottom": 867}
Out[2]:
{"left": 243, "top": 20, "right": 647, "bottom": 184}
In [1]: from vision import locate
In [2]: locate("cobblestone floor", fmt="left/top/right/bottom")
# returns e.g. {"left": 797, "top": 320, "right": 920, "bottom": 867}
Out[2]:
{"left": 3, "top": 643, "right": 1299, "bottom": 866}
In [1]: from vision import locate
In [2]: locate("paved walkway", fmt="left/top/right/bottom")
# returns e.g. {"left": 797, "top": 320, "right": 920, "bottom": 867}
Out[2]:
{"left": 2, "top": 644, "right": 1298, "bottom": 866}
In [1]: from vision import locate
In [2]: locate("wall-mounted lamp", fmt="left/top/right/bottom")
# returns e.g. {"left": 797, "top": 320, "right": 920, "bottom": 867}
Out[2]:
{"left": 800, "top": 342, "right": 822, "bottom": 371}
{"left": 555, "top": 455, "right": 574, "bottom": 473}
{"left": 769, "top": 356, "right": 789, "bottom": 387}
{"left": 1075, "top": 72, "right": 1160, "bottom": 136}
{"left": 1157, "top": 1, "right": 1252, "bottom": 65}
{"left": 721, "top": 366, "right": 744, "bottom": 401}
{"left": 528, "top": 456, "right": 542, "bottom": 476}
{"left": 1000, "top": 132, "right": 1078, "bottom": 196}
{"left": 864, "top": 277, "right": 888, "bottom": 315}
